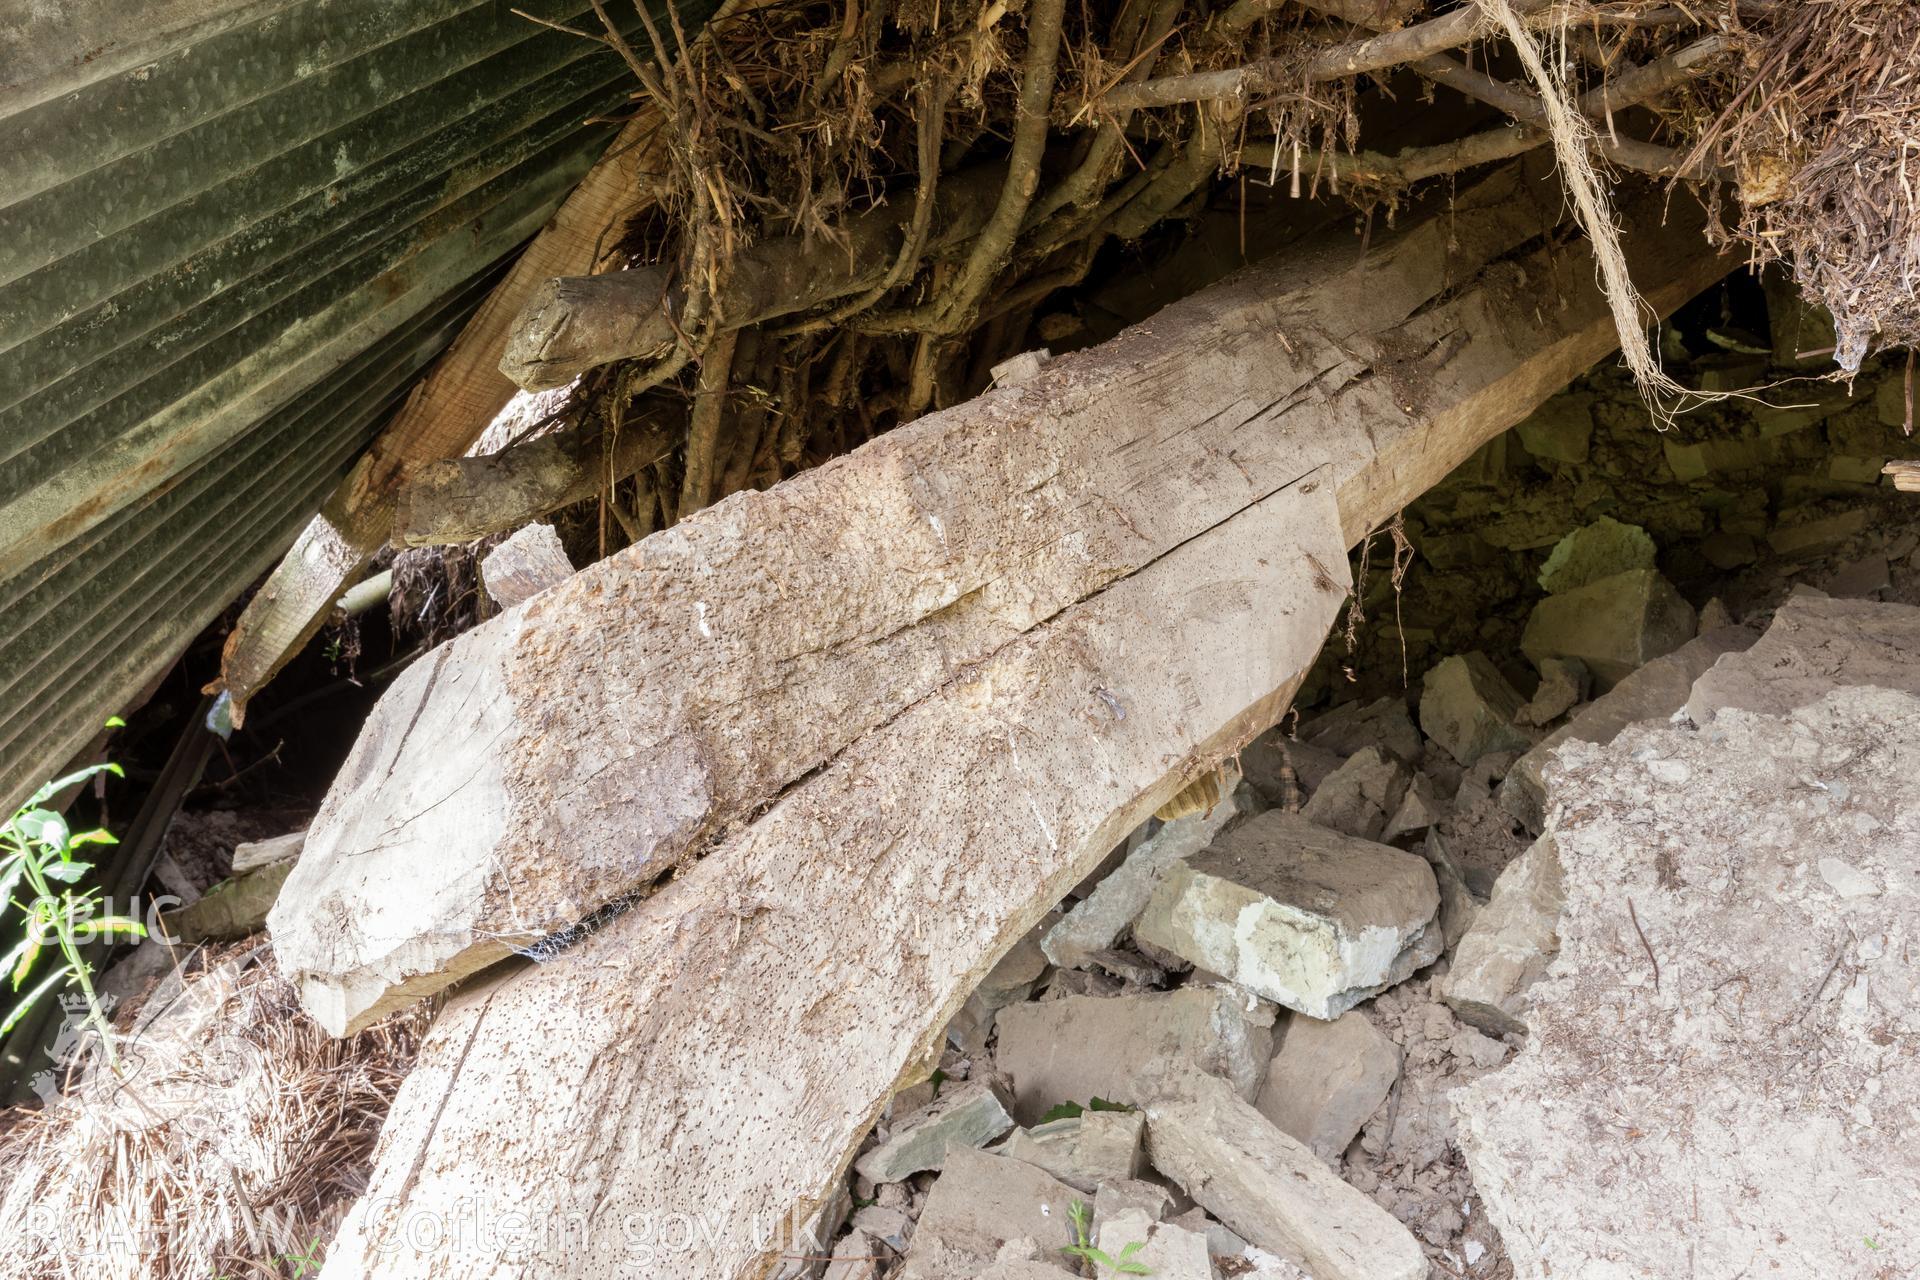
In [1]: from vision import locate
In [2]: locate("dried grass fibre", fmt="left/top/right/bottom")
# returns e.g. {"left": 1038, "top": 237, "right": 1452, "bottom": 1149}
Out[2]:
{"left": 1688, "top": 0, "right": 1920, "bottom": 373}
{"left": 0, "top": 943, "right": 429, "bottom": 1279}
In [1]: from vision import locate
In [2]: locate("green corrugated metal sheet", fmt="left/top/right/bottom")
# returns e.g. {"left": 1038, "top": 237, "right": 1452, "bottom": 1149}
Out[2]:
{"left": 0, "top": 0, "right": 701, "bottom": 812}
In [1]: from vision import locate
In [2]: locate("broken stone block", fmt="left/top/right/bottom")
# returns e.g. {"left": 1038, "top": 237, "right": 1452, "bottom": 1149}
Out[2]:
{"left": 777, "top": 1182, "right": 857, "bottom": 1280}
{"left": 1536, "top": 516, "right": 1657, "bottom": 595}
{"left": 1696, "top": 597, "right": 1736, "bottom": 632}
{"left": 1828, "top": 453, "right": 1886, "bottom": 484}
{"left": 1086, "top": 948, "right": 1165, "bottom": 988}
{"left": 1520, "top": 567, "right": 1697, "bottom": 688}
{"left": 1294, "top": 696, "right": 1423, "bottom": 761}
{"left": 1662, "top": 435, "right": 1781, "bottom": 482}
{"left": 1241, "top": 1248, "right": 1315, "bottom": 1278}
{"left": 949, "top": 916, "right": 1054, "bottom": 1054}
{"left": 1169, "top": 1207, "right": 1250, "bottom": 1260}
{"left": 974, "top": 1265, "right": 1078, "bottom": 1280}
{"left": 1041, "top": 790, "right": 1239, "bottom": 970}
{"left": 1134, "top": 812, "right": 1441, "bottom": 1020}
{"left": 230, "top": 829, "right": 304, "bottom": 874}
{"left": 1684, "top": 593, "right": 1920, "bottom": 724}
{"left": 993, "top": 1109, "right": 1146, "bottom": 1193}
{"left": 1450, "top": 748, "right": 1518, "bottom": 814}
{"left": 1094, "top": 1177, "right": 1173, "bottom": 1233}
{"left": 1875, "top": 370, "right": 1914, "bottom": 427}
{"left": 856, "top": 1080, "right": 1015, "bottom": 1181}
{"left": 1254, "top": 1010, "right": 1400, "bottom": 1163}
{"left": 1239, "top": 734, "right": 1343, "bottom": 810}
{"left": 1419, "top": 830, "right": 1482, "bottom": 952}
{"left": 897, "top": 1148, "right": 1080, "bottom": 1278}
{"left": 973, "top": 1261, "right": 1080, "bottom": 1280}
{"left": 1040, "top": 968, "right": 1123, "bottom": 1001}
{"left": 1440, "top": 834, "right": 1564, "bottom": 1037}
{"left": 1097, "top": 1208, "right": 1212, "bottom": 1280}
{"left": 1824, "top": 554, "right": 1891, "bottom": 599}
{"left": 1379, "top": 772, "right": 1445, "bottom": 844}
{"left": 1474, "top": 490, "right": 1578, "bottom": 550}
{"left": 1765, "top": 507, "right": 1869, "bottom": 557}
{"left": 481, "top": 522, "right": 573, "bottom": 609}
{"left": 993, "top": 986, "right": 1275, "bottom": 1125}
{"left": 1450, "top": 1025, "right": 1510, "bottom": 1069}
{"left": 821, "top": 1229, "right": 880, "bottom": 1280}
{"left": 1414, "top": 530, "right": 1499, "bottom": 571}
{"left": 851, "top": 1205, "right": 913, "bottom": 1254}
{"left": 1459, "top": 688, "right": 1920, "bottom": 1280}
{"left": 1501, "top": 627, "right": 1755, "bottom": 831}
{"left": 1699, "top": 530, "right": 1758, "bottom": 569}
{"left": 1514, "top": 396, "right": 1593, "bottom": 464}
{"left": 980, "top": 921, "right": 1052, "bottom": 1007}
{"left": 1782, "top": 474, "right": 1876, "bottom": 506}
{"left": 1418, "top": 652, "right": 1532, "bottom": 767}
{"left": 1755, "top": 396, "right": 1852, "bottom": 437}
{"left": 1515, "top": 656, "right": 1587, "bottom": 727}
{"left": 1298, "top": 746, "right": 1412, "bottom": 840}
{"left": 161, "top": 861, "right": 292, "bottom": 944}
{"left": 1144, "top": 1074, "right": 1428, "bottom": 1280}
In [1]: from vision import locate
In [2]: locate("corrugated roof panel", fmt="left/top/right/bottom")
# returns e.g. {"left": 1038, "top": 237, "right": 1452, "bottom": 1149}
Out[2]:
{"left": 0, "top": 0, "right": 699, "bottom": 811}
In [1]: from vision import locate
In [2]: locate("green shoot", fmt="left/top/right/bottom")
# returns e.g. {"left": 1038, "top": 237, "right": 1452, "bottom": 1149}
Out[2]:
{"left": 1038, "top": 1096, "right": 1136, "bottom": 1124}
{"left": 0, "top": 756, "right": 143, "bottom": 1072}
{"left": 1061, "top": 1199, "right": 1152, "bottom": 1276}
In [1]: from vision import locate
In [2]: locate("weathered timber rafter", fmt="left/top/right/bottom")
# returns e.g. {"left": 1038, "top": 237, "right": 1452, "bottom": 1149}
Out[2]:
{"left": 393, "top": 417, "right": 680, "bottom": 547}
{"left": 268, "top": 161, "right": 1730, "bottom": 1280}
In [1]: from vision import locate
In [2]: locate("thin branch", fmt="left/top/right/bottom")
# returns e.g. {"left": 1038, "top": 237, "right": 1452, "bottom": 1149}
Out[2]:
{"left": 1238, "top": 31, "right": 1734, "bottom": 188}
{"left": 1101, "top": 0, "right": 1740, "bottom": 110}
{"left": 923, "top": 0, "right": 1071, "bottom": 339}
{"left": 678, "top": 326, "right": 742, "bottom": 517}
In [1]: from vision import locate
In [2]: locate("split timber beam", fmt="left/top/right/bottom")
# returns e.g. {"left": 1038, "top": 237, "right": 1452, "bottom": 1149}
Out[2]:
{"left": 289, "top": 162, "right": 1728, "bottom": 1277}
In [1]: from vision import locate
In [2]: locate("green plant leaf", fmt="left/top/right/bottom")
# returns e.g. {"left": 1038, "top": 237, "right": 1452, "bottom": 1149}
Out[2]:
{"left": 41, "top": 860, "right": 91, "bottom": 884}
{"left": 68, "top": 830, "right": 118, "bottom": 849}
{"left": 1039, "top": 1101, "right": 1086, "bottom": 1123}
{"left": 1087, "top": 1097, "right": 1135, "bottom": 1113}
{"left": 1, "top": 966, "right": 69, "bottom": 1034}
{"left": 25, "top": 762, "right": 122, "bottom": 807}
{"left": 0, "top": 932, "right": 32, "bottom": 977}
{"left": 11, "top": 933, "right": 42, "bottom": 988}
{"left": 11, "top": 808, "right": 68, "bottom": 849}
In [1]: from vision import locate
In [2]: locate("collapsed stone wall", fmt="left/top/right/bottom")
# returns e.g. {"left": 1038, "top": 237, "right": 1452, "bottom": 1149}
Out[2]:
{"left": 1309, "top": 355, "right": 1919, "bottom": 711}
{"left": 787, "top": 341, "right": 1920, "bottom": 1280}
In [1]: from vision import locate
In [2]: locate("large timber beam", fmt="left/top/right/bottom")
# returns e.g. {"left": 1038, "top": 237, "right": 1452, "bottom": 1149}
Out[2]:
{"left": 270, "top": 159, "right": 1725, "bottom": 1041}
{"left": 320, "top": 476, "right": 1348, "bottom": 1280}
{"left": 294, "top": 164, "right": 1726, "bottom": 1279}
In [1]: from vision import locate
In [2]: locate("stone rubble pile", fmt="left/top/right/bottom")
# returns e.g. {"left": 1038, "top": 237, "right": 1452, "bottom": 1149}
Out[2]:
{"left": 788, "top": 619, "right": 1568, "bottom": 1278}
{"left": 793, "top": 489, "right": 1920, "bottom": 1280}
{"left": 777, "top": 340, "right": 1920, "bottom": 1280}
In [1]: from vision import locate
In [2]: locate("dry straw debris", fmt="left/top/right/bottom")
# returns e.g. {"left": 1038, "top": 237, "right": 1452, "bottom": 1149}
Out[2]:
{"left": 478, "top": 0, "right": 1920, "bottom": 562}
{"left": 0, "top": 944, "right": 429, "bottom": 1280}
{"left": 1681, "top": 0, "right": 1920, "bottom": 373}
